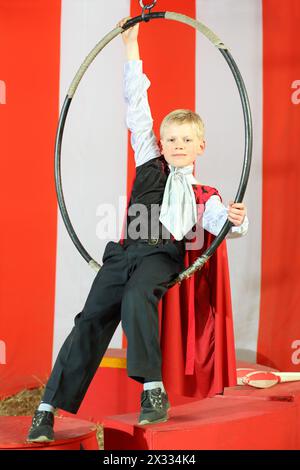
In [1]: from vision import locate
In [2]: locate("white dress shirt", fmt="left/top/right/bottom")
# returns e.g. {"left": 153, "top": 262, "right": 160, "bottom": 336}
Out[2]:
{"left": 124, "top": 60, "right": 249, "bottom": 238}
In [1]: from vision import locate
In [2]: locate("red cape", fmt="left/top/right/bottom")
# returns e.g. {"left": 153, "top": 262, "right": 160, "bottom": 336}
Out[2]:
{"left": 159, "top": 184, "right": 237, "bottom": 398}
{"left": 120, "top": 181, "right": 237, "bottom": 398}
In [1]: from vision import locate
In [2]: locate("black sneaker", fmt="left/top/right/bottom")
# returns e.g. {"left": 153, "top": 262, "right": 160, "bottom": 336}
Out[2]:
{"left": 27, "top": 410, "right": 54, "bottom": 443}
{"left": 138, "top": 387, "right": 170, "bottom": 425}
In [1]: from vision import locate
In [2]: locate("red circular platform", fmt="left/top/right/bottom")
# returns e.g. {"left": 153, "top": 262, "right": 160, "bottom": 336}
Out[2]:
{"left": 0, "top": 416, "right": 99, "bottom": 450}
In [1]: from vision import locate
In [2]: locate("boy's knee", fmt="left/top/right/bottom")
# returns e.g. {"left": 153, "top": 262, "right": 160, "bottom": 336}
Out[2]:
{"left": 122, "top": 283, "right": 149, "bottom": 301}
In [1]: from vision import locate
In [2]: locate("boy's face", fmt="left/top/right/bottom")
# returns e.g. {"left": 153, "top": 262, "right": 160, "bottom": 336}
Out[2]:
{"left": 160, "top": 122, "right": 205, "bottom": 168}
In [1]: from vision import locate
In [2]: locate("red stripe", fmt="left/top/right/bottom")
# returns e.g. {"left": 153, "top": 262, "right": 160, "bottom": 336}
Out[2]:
{"left": 0, "top": 0, "right": 61, "bottom": 394}
{"left": 123, "top": 0, "right": 196, "bottom": 347}
{"left": 258, "top": 0, "right": 300, "bottom": 370}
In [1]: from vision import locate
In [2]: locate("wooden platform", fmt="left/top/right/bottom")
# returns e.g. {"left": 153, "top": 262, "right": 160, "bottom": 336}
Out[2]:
{"left": 0, "top": 416, "right": 99, "bottom": 450}
{"left": 103, "top": 393, "right": 299, "bottom": 450}
{"left": 8, "top": 353, "right": 298, "bottom": 450}
{"left": 102, "top": 360, "right": 300, "bottom": 450}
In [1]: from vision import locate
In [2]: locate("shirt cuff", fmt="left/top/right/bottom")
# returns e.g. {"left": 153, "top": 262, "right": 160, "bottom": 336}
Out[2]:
{"left": 230, "top": 214, "right": 249, "bottom": 236}
{"left": 124, "top": 59, "right": 143, "bottom": 76}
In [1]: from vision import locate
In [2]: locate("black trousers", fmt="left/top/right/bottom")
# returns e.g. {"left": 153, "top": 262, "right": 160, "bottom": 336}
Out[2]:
{"left": 42, "top": 239, "right": 185, "bottom": 413}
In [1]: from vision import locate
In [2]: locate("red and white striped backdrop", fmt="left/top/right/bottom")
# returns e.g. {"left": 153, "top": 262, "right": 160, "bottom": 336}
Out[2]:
{"left": 0, "top": 0, "right": 300, "bottom": 397}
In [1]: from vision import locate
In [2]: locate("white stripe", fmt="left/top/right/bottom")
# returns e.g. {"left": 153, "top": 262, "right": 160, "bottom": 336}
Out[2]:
{"left": 195, "top": 0, "right": 263, "bottom": 361}
{"left": 53, "top": 0, "right": 130, "bottom": 361}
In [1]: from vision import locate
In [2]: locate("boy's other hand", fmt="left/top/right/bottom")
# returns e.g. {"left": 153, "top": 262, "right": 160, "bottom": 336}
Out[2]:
{"left": 117, "top": 17, "right": 139, "bottom": 45}
{"left": 227, "top": 201, "right": 247, "bottom": 226}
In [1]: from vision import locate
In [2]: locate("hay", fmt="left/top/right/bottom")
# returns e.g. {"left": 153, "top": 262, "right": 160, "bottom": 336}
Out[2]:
{"left": 0, "top": 387, "right": 44, "bottom": 416}
{"left": 0, "top": 387, "right": 103, "bottom": 449}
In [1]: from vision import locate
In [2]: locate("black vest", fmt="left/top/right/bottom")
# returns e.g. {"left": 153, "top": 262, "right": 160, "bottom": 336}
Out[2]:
{"left": 123, "top": 156, "right": 170, "bottom": 243}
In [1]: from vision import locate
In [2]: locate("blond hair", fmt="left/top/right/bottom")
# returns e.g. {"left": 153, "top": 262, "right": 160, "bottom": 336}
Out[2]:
{"left": 160, "top": 109, "right": 205, "bottom": 141}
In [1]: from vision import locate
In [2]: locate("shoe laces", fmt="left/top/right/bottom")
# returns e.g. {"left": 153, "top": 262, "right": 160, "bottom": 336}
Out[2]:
{"left": 143, "top": 388, "right": 165, "bottom": 409}
{"left": 32, "top": 410, "right": 54, "bottom": 427}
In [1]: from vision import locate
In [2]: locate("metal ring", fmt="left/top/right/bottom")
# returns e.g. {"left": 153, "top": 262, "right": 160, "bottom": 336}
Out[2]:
{"left": 55, "top": 12, "right": 252, "bottom": 282}
{"left": 139, "top": 0, "right": 157, "bottom": 10}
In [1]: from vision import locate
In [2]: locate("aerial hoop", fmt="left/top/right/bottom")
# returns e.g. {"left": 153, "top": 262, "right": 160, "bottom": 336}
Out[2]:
{"left": 54, "top": 8, "right": 252, "bottom": 284}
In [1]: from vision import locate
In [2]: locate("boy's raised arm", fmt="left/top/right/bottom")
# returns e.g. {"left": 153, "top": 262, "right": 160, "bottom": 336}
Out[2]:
{"left": 118, "top": 17, "right": 160, "bottom": 167}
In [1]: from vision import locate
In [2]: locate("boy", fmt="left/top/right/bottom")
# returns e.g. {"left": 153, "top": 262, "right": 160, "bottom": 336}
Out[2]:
{"left": 27, "top": 18, "right": 248, "bottom": 442}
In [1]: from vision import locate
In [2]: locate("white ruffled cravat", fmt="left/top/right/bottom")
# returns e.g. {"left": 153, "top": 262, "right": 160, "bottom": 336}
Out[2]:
{"left": 159, "top": 164, "right": 198, "bottom": 241}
